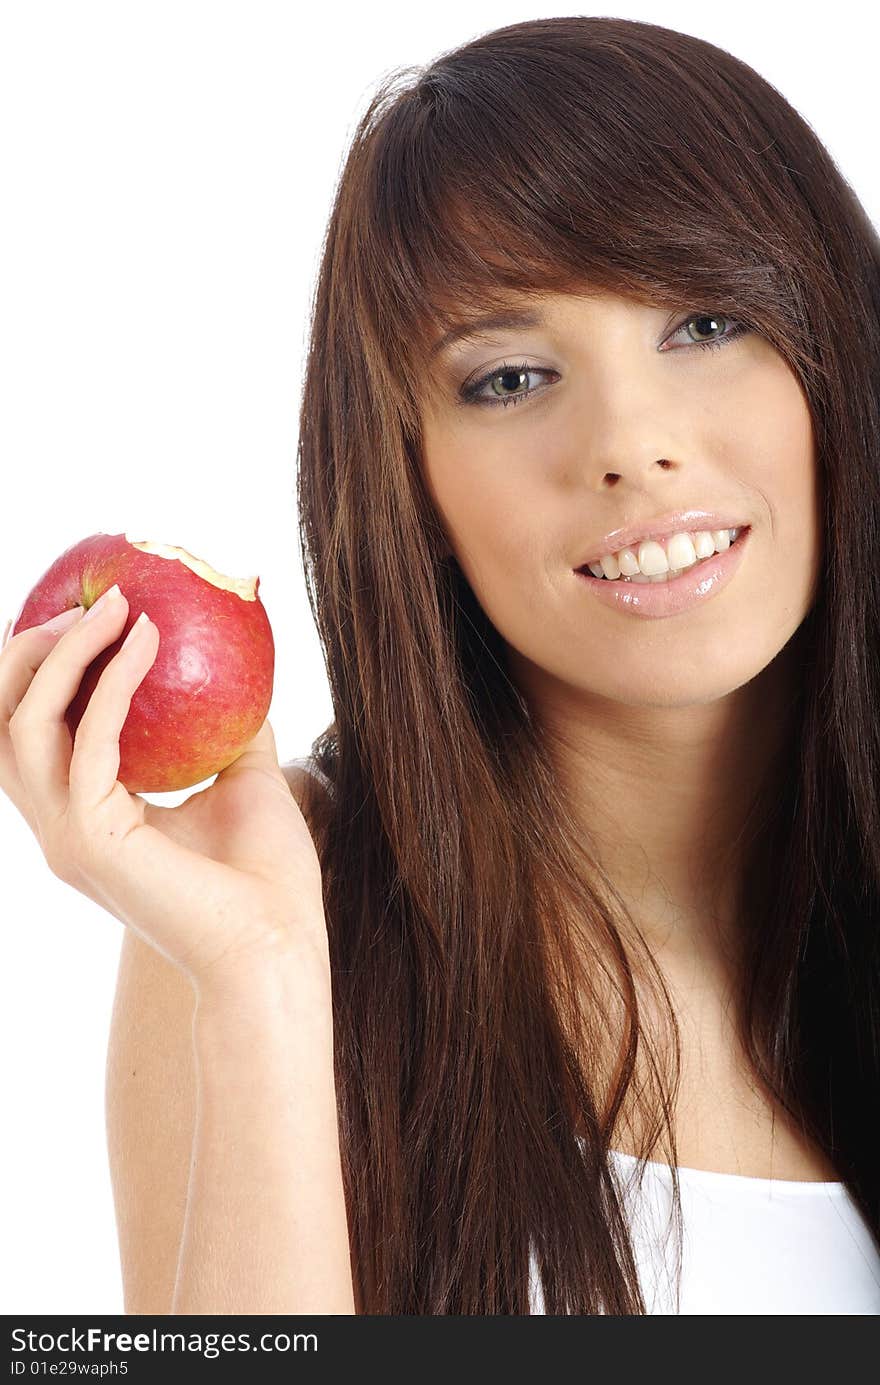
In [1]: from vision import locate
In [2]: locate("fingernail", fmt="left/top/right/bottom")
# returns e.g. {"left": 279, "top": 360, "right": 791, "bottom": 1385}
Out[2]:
{"left": 83, "top": 583, "right": 123, "bottom": 622}
{"left": 122, "top": 611, "right": 152, "bottom": 647}
{"left": 44, "top": 605, "right": 86, "bottom": 634}
{"left": 1, "top": 617, "right": 13, "bottom": 648}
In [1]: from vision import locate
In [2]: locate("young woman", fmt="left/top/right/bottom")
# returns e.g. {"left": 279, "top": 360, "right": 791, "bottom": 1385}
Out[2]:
{"left": 2, "top": 16, "right": 879, "bottom": 1314}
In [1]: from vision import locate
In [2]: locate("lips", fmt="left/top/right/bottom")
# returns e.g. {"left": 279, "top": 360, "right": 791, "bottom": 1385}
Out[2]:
{"left": 573, "top": 524, "right": 752, "bottom": 619}
{"left": 577, "top": 512, "right": 751, "bottom": 569}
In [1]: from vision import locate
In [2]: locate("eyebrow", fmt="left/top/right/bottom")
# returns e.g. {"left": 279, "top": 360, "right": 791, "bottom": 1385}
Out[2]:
{"left": 429, "top": 309, "right": 546, "bottom": 359}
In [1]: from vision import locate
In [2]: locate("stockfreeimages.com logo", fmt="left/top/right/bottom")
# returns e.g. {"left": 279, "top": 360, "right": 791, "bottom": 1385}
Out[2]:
{"left": 10, "top": 1326, "right": 316, "bottom": 1360}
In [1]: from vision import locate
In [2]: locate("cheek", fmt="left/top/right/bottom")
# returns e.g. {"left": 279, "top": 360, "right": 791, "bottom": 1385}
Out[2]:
{"left": 777, "top": 468, "right": 824, "bottom": 622}
{"left": 422, "top": 438, "right": 541, "bottom": 576}
{"left": 742, "top": 377, "right": 822, "bottom": 609}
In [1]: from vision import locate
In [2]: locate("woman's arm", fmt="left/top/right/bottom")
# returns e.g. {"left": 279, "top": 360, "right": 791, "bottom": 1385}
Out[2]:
{"left": 171, "top": 930, "right": 356, "bottom": 1315}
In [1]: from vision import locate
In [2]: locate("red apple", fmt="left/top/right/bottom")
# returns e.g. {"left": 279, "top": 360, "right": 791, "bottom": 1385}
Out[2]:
{"left": 10, "top": 532, "right": 275, "bottom": 793}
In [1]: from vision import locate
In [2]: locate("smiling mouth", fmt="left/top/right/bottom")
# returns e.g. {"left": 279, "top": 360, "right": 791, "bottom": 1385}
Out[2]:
{"left": 577, "top": 526, "right": 749, "bottom": 583}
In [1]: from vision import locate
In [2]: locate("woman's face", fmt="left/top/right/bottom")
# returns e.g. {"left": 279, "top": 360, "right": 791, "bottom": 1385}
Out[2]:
{"left": 419, "top": 289, "right": 821, "bottom": 712}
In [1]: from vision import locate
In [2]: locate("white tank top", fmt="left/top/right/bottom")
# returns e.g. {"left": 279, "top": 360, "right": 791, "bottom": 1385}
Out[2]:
{"left": 287, "top": 760, "right": 880, "bottom": 1313}
{"left": 529, "top": 1144, "right": 880, "bottom": 1314}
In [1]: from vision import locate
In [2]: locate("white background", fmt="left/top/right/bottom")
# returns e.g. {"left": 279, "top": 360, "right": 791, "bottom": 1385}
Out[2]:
{"left": 1, "top": 0, "right": 876, "bottom": 1314}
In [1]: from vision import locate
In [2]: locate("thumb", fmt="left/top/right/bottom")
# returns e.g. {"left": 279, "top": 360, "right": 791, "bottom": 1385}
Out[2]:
{"left": 218, "top": 717, "right": 286, "bottom": 781}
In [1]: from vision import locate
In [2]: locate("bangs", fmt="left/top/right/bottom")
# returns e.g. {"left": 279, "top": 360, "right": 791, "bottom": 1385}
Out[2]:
{"left": 352, "top": 37, "right": 796, "bottom": 374}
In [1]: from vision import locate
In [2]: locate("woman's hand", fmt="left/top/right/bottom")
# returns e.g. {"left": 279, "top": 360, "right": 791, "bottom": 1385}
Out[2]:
{"left": 0, "top": 588, "right": 328, "bottom": 993}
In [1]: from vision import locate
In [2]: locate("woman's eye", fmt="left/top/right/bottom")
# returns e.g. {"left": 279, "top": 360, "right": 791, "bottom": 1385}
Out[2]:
{"left": 459, "top": 361, "right": 557, "bottom": 410}
{"left": 663, "top": 312, "right": 751, "bottom": 353}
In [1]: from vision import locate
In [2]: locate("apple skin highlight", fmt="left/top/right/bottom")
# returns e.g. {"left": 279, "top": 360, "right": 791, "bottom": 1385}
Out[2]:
{"left": 11, "top": 532, "right": 275, "bottom": 793}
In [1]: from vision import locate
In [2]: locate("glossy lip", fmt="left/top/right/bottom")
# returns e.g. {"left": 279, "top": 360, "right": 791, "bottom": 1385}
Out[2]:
{"left": 579, "top": 510, "right": 750, "bottom": 567}
{"left": 573, "top": 526, "right": 751, "bottom": 619}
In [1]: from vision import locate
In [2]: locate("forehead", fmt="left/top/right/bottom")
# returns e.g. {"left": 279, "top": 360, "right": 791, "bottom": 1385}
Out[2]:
{"left": 427, "top": 288, "right": 660, "bottom": 357}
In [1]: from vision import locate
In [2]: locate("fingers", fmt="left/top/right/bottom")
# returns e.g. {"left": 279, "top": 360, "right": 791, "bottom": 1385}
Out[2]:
{"left": 9, "top": 589, "right": 126, "bottom": 837}
{"left": 0, "top": 605, "right": 86, "bottom": 830}
{"left": 68, "top": 608, "right": 159, "bottom": 819}
{"left": 5, "top": 586, "right": 155, "bottom": 847}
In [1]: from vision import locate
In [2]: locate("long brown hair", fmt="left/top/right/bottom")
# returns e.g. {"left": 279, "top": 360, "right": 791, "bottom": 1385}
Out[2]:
{"left": 295, "top": 16, "right": 880, "bottom": 1312}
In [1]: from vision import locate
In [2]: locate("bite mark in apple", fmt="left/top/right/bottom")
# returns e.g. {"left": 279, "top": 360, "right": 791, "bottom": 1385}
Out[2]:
{"left": 125, "top": 535, "right": 258, "bottom": 600}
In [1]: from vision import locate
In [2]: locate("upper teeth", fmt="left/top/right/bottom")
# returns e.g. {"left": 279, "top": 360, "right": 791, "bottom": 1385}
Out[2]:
{"left": 586, "top": 528, "right": 741, "bottom": 580}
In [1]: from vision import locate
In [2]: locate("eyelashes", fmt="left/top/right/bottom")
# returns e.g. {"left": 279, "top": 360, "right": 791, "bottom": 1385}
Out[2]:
{"left": 457, "top": 312, "right": 752, "bottom": 411}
